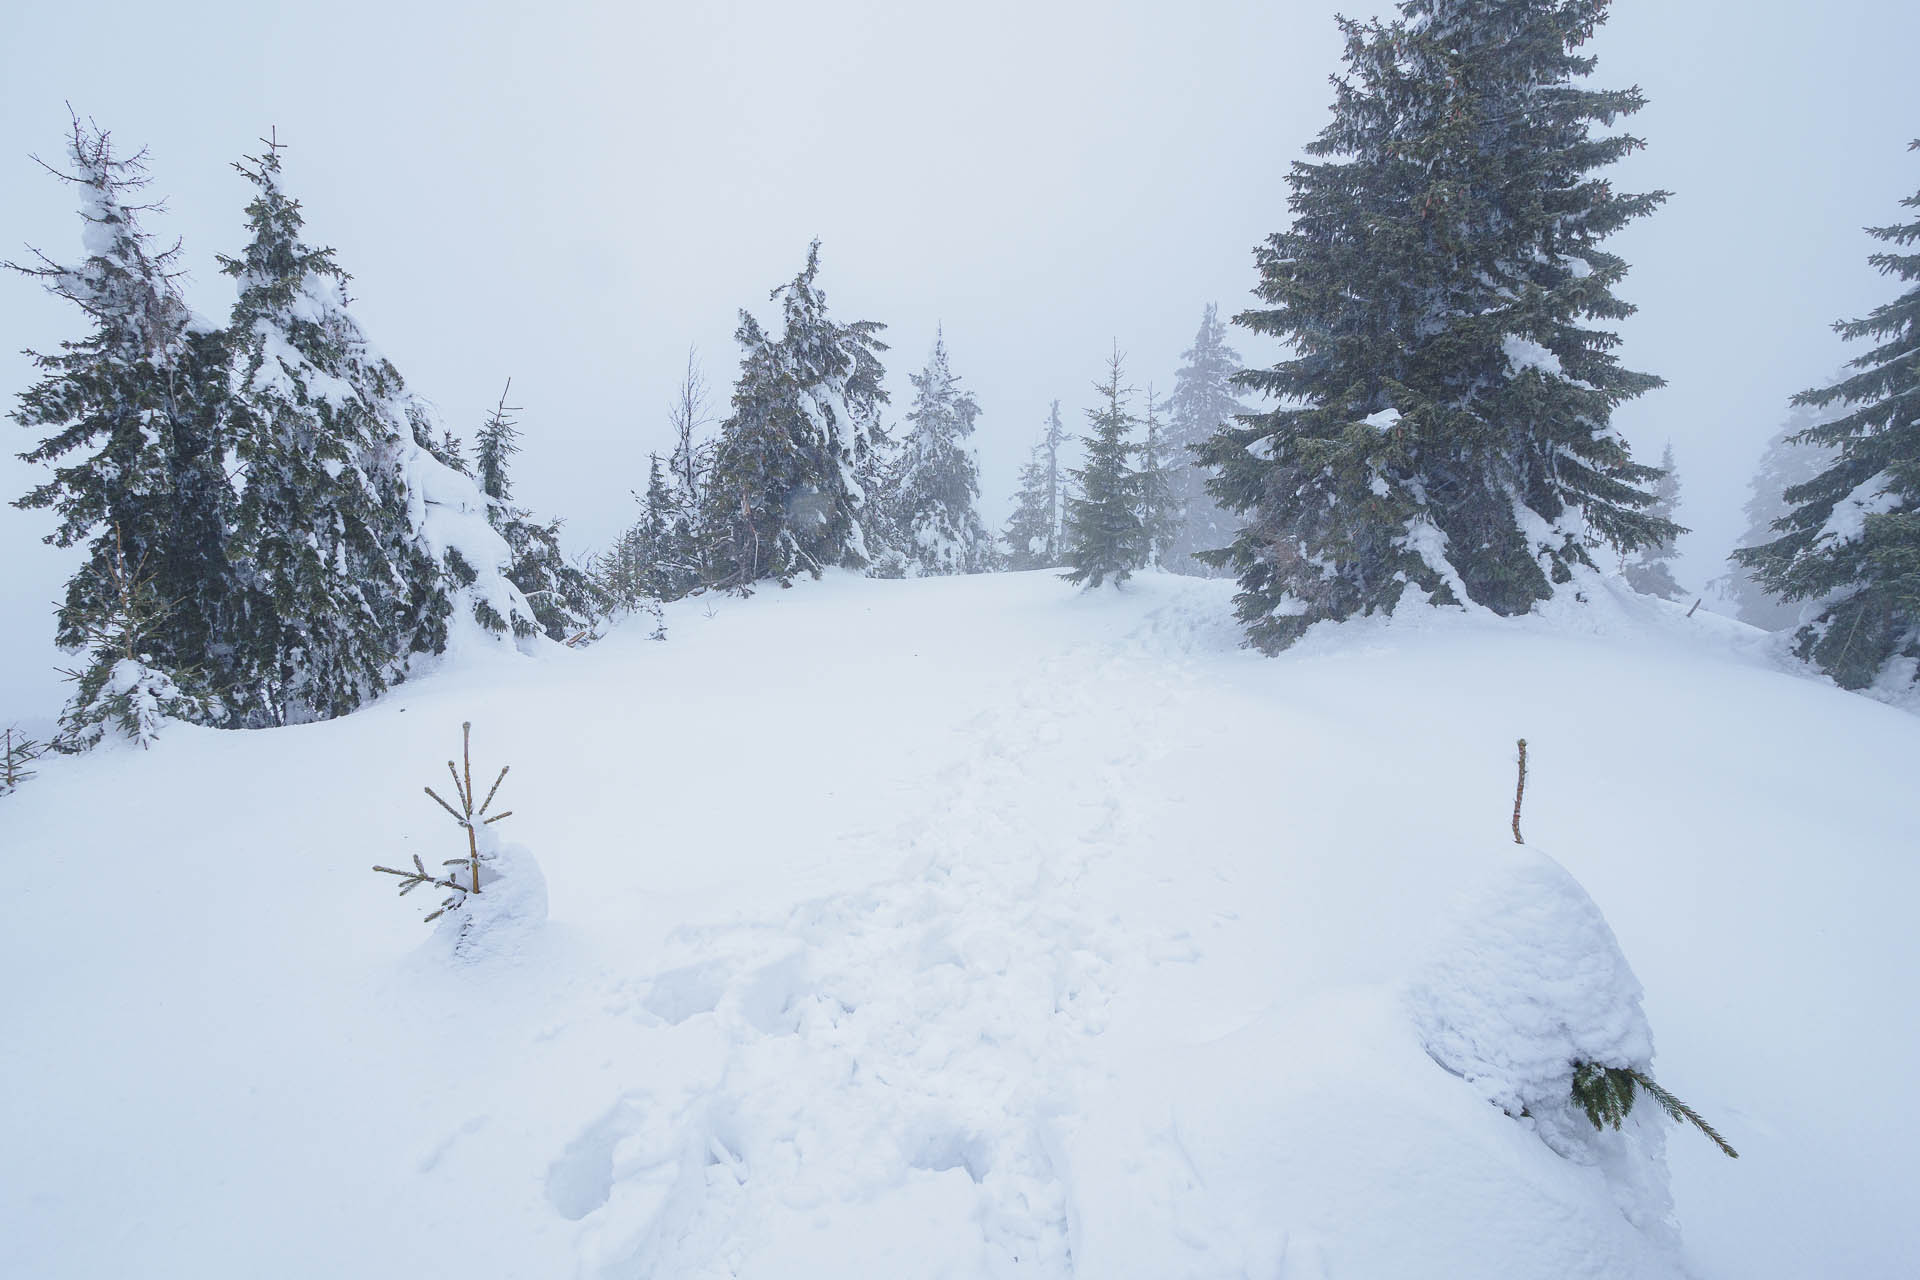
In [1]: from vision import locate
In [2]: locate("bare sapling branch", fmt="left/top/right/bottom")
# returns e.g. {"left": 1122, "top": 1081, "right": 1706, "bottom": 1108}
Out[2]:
{"left": 374, "top": 722, "right": 515, "bottom": 924}
{"left": 1511, "top": 738, "right": 1528, "bottom": 845}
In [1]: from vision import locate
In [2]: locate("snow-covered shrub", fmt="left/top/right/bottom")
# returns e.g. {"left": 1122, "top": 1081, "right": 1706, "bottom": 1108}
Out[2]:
{"left": 59, "top": 657, "right": 216, "bottom": 753}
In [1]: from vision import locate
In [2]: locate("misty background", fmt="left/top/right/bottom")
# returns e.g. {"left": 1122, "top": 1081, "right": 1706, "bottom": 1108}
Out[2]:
{"left": 2, "top": 0, "right": 1914, "bottom": 725}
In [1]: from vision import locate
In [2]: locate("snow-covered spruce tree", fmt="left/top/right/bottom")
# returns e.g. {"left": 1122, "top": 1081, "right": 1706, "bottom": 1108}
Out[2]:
{"left": 8, "top": 118, "right": 236, "bottom": 721}
{"left": 703, "top": 242, "right": 890, "bottom": 590}
{"left": 219, "top": 139, "right": 534, "bottom": 724}
{"left": 663, "top": 350, "right": 716, "bottom": 595}
{"left": 894, "top": 332, "right": 992, "bottom": 575}
{"left": 1137, "top": 383, "right": 1181, "bottom": 569}
{"left": 1165, "top": 304, "right": 1250, "bottom": 574}
{"left": 1715, "top": 401, "right": 1838, "bottom": 629}
{"left": 1201, "top": 0, "right": 1678, "bottom": 652}
{"left": 474, "top": 383, "right": 607, "bottom": 642}
{"left": 1621, "top": 444, "right": 1685, "bottom": 600}
{"left": 1734, "top": 144, "right": 1920, "bottom": 693}
{"left": 1000, "top": 401, "right": 1068, "bottom": 570}
{"left": 1063, "top": 349, "right": 1149, "bottom": 588}
{"left": 56, "top": 524, "right": 218, "bottom": 751}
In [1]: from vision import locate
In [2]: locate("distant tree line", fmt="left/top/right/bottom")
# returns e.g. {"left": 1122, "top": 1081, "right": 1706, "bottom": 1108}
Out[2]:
{"left": 11, "top": 0, "right": 1920, "bottom": 757}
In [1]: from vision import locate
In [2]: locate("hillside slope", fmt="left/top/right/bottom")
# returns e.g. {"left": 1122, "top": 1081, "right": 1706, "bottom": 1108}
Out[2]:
{"left": 4, "top": 571, "right": 1914, "bottom": 1278}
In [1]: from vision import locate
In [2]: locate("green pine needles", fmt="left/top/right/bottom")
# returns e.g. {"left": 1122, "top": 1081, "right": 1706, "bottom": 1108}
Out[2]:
{"left": 1570, "top": 1061, "right": 1738, "bottom": 1159}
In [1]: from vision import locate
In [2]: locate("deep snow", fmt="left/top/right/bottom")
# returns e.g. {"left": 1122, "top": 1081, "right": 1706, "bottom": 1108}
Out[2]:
{"left": 3, "top": 571, "right": 1915, "bottom": 1278}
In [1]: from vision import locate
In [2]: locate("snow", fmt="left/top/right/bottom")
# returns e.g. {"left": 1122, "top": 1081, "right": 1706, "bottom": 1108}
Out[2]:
{"left": 3, "top": 571, "right": 1916, "bottom": 1279}
{"left": 1502, "top": 333, "right": 1565, "bottom": 379}
{"left": 1814, "top": 473, "right": 1897, "bottom": 548}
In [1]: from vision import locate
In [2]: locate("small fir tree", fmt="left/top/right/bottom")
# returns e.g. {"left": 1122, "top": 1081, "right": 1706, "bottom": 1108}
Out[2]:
{"left": 894, "top": 332, "right": 992, "bottom": 575}
{"left": 474, "top": 383, "right": 606, "bottom": 642}
{"left": 1063, "top": 348, "right": 1148, "bottom": 589}
{"left": 1621, "top": 444, "right": 1686, "bottom": 600}
{"left": 1202, "top": 0, "right": 1678, "bottom": 652}
{"left": 1734, "top": 142, "right": 1920, "bottom": 692}
{"left": 704, "top": 242, "right": 890, "bottom": 589}
{"left": 1137, "top": 383, "right": 1181, "bottom": 569}
{"left": 1000, "top": 401, "right": 1068, "bottom": 570}
{"left": 1715, "top": 401, "right": 1838, "bottom": 629}
{"left": 1164, "top": 304, "right": 1250, "bottom": 574}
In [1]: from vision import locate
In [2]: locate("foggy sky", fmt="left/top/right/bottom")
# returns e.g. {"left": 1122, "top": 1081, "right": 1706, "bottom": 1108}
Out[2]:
{"left": 2, "top": 0, "right": 1915, "bottom": 725}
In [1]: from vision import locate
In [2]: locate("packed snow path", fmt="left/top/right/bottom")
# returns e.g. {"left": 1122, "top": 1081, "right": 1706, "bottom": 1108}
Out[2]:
{"left": 5, "top": 572, "right": 1917, "bottom": 1279}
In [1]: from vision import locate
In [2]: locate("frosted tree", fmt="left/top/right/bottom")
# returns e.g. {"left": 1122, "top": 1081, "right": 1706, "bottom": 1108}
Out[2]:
{"left": 1137, "top": 384, "right": 1181, "bottom": 568}
{"left": 1000, "top": 401, "right": 1067, "bottom": 570}
{"left": 475, "top": 383, "right": 607, "bottom": 642}
{"left": 8, "top": 117, "right": 235, "bottom": 722}
{"left": 1202, "top": 0, "right": 1678, "bottom": 652}
{"left": 666, "top": 348, "right": 716, "bottom": 589}
{"left": 1621, "top": 444, "right": 1685, "bottom": 600}
{"left": 704, "top": 242, "right": 890, "bottom": 590}
{"left": 1715, "top": 401, "right": 1837, "bottom": 629}
{"left": 220, "top": 138, "right": 533, "bottom": 724}
{"left": 1063, "top": 348, "right": 1148, "bottom": 588}
{"left": 894, "top": 332, "right": 992, "bottom": 575}
{"left": 1734, "top": 143, "right": 1920, "bottom": 693}
{"left": 1165, "top": 304, "right": 1249, "bottom": 574}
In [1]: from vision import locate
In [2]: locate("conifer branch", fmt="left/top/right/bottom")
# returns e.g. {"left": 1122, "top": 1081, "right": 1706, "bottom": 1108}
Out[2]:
{"left": 1625, "top": 1068, "right": 1740, "bottom": 1159}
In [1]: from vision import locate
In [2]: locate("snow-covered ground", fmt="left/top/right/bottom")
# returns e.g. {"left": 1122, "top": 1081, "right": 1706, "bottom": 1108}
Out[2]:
{"left": 4, "top": 571, "right": 1914, "bottom": 1279}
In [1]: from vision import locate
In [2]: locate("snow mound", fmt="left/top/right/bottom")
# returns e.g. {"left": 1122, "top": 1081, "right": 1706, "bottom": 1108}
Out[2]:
{"left": 1408, "top": 844, "right": 1653, "bottom": 1122}
{"left": 433, "top": 831, "right": 548, "bottom": 964}
{"left": 1407, "top": 843, "right": 1676, "bottom": 1238}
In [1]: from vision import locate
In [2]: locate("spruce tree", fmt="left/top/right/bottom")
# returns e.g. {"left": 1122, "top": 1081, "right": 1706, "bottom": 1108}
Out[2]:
{"left": 704, "top": 242, "right": 890, "bottom": 589}
{"left": 666, "top": 348, "right": 715, "bottom": 588}
{"left": 474, "top": 384, "right": 607, "bottom": 642}
{"left": 1716, "top": 401, "right": 1838, "bottom": 629}
{"left": 1621, "top": 444, "right": 1685, "bottom": 600}
{"left": 1063, "top": 349, "right": 1148, "bottom": 588}
{"left": 1137, "top": 383, "right": 1181, "bottom": 569}
{"left": 1202, "top": 0, "right": 1678, "bottom": 652}
{"left": 1165, "top": 304, "right": 1250, "bottom": 574}
{"left": 1734, "top": 143, "right": 1920, "bottom": 692}
{"left": 999, "top": 401, "right": 1067, "bottom": 570}
{"left": 894, "top": 332, "right": 992, "bottom": 575}
{"left": 8, "top": 117, "right": 235, "bottom": 731}
{"left": 220, "top": 138, "right": 531, "bottom": 723}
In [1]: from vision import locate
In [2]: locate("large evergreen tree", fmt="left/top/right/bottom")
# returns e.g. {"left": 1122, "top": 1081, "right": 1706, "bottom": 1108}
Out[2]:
{"left": 8, "top": 118, "right": 235, "bottom": 739}
{"left": 1621, "top": 443, "right": 1685, "bottom": 600}
{"left": 894, "top": 332, "right": 992, "bottom": 575}
{"left": 1063, "top": 349, "right": 1148, "bottom": 588}
{"left": 704, "top": 242, "right": 890, "bottom": 590}
{"left": 1164, "top": 304, "right": 1249, "bottom": 574}
{"left": 1734, "top": 143, "right": 1920, "bottom": 693}
{"left": 1000, "top": 401, "right": 1067, "bottom": 570}
{"left": 219, "top": 140, "right": 531, "bottom": 724}
{"left": 1201, "top": 0, "right": 1677, "bottom": 652}
{"left": 1716, "top": 401, "right": 1838, "bottom": 629}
